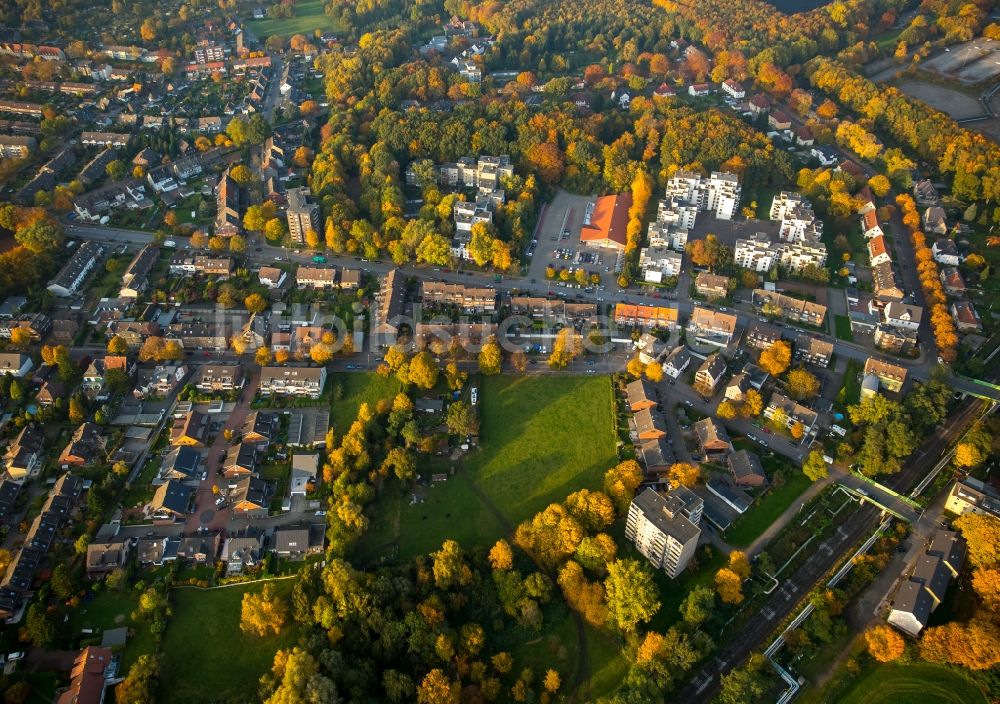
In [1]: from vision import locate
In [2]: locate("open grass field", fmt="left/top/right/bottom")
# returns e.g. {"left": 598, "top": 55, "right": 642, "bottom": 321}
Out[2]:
{"left": 246, "top": 0, "right": 343, "bottom": 38}
{"left": 160, "top": 581, "right": 298, "bottom": 704}
{"left": 361, "top": 375, "right": 618, "bottom": 561}
{"left": 328, "top": 372, "right": 401, "bottom": 430}
{"left": 832, "top": 662, "right": 987, "bottom": 704}
{"left": 725, "top": 471, "right": 813, "bottom": 547}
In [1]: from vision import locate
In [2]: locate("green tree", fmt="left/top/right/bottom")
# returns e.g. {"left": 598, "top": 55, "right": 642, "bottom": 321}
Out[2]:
{"left": 24, "top": 603, "right": 55, "bottom": 647}
{"left": 604, "top": 558, "right": 660, "bottom": 633}
{"left": 15, "top": 220, "right": 63, "bottom": 253}
{"left": 680, "top": 585, "right": 715, "bottom": 626}
{"left": 105, "top": 159, "right": 127, "bottom": 181}
{"left": 116, "top": 655, "right": 159, "bottom": 704}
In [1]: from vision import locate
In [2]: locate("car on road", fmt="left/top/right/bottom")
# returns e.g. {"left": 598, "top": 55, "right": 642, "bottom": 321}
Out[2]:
{"left": 684, "top": 400, "right": 693, "bottom": 407}
{"left": 587, "top": 369, "right": 596, "bottom": 374}
{"left": 315, "top": 510, "right": 327, "bottom": 516}
{"left": 215, "top": 497, "right": 225, "bottom": 507}
{"left": 5, "top": 652, "right": 24, "bottom": 662}
{"left": 312, "top": 255, "right": 327, "bottom": 263}
{"left": 255, "top": 247, "right": 262, "bottom": 252}
{"left": 856, "top": 488, "right": 870, "bottom": 497}
{"left": 201, "top": 470, "right": 207, "bottom": 481}
{"left": 346, "top": 364, "right": 358, "bottom": 370}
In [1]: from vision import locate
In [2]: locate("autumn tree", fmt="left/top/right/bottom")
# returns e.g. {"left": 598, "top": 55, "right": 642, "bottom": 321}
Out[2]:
{"left": 715, "top": 567, "right": 744, "bottom": 604}
{"left": 107, "top": 335, "right": 129, "bottom": 354}
{"left": 920, "top": 619, "right": 1000, "bottom": 670}
{"left": 645, "top": 362, "right": 663, "bottom": 382}
{"left": 548, "top": 328, "right": 583, "bottom": 369}
{"left": 626, "top": 356, "right": 646, "bottom": 378}
{"left": 408, "top": 351, "right": 439, "bottom": 390}
{"left": 865, "top": 625, "right": 905, "bottom": 662}
{"left": 489, "top": 539, "right": 514, "bottom": 571}
{"left": 241, "top": 583, "right": 288, "bottom": 636}
{"left": 478, "top": 337, "right": 502, "bottom": 375}
{"left": 759, "top": 340, "right": 792, "bottom": 376}
{"left": 667, "top": 462, "right": 700, "bottom": 488}
{"left": 786, "top": 368, "right": 820, "bottom": 401}
{"left": 245, "top": 293, "right": 268, "bottom": 314}
{"left": 604, "top": 460, "right": 643, "bottom": 514}
{"left": 116, "top": 655, "right": 159, "bottom": 704}
{"left": 742, "top": 388, "right": 764, "bottom": 417}
{"left": 255, "top": 347, "right": 274, "bottom": 366}
{"left": 445, "top": 401, "right": 478, "bottom": 437}
{"left": 954, "top": 513, "right": 1000, "bottom": 568}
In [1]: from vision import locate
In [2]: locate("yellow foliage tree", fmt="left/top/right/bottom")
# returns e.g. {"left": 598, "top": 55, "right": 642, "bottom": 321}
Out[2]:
{"left": 240, "top": 583, "right": 288, "bottom": 636}
{"left": 865, "top": 625, "right": 905, "bottom": 662}
{"left": 758, "top": 340, "right": 792, "bottom": 376}
{"left": 715, "top": 567, "right": 744, "bottom": 604}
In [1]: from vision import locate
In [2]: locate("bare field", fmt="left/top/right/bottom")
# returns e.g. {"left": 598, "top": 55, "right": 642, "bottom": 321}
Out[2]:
{"left": 894, "top": 80, "right": 985, "bottom": 120}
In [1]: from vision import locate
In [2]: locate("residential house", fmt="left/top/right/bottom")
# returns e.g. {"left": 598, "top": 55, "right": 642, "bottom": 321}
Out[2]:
{"left": 860, "top": 209, "right": 883, "bottom": 239}
{"left": 258, "top": 266, "right": 287, "bottom": 289}
{"left": 56, "top": 646, "right": 113, "bottom": 704}
{"left": 170, "top": 410, "right": 208, "bottom": 447}
{"left": 223, "top": 443, "right": 259, "bottom": 479}
{"left": 872, "top": 261, "right": 905, "bottom": 303}
{"left": 727, "top": 449, "right": 767, "bottom": 488}
{"left": 159, "top": 445, "right": 201, "bottom": 481}
{"left": 694, "top": 354, "right": 727, "bottom": 395}
{"left": 167, "top": 322, "right": 231, "bottom": 351}
{"left": 745, "top": 321, "right": 782, "bottom": 351}
{"left": 214, "top": 170, "right": 241, "bottom": 237}
{"left": 149, "top": 480, "right": 194, "bottom": 520}
{"left": 0, "top": 353, "right": 32, "bottom": 377}
{"left": 289, "top": 454, "right": 319, "bottom": 496}
{"left": 222, "top": 534, "right": 263, "bottom": 574}
{"left": 764, "top": 393, "right": 818, "bottom": 434}
{"left": 724, "top": 373, "right": 751, "bottom": 403}
{"left": 57, "top": 423, "right": 104, "bottom": 468}
{"left": 119, "top": 244, "right": 158, "bottom": 298}
{"left": 752, "top": 289, "right": 826, "bottom": 327}
{"left": 287, "top": 409, "right": 330, "bottom": 448}
{"left": 867, "top": 234, "right": 891, "bottom": 267}
{"left": 687, "top": 306, "right": 737, "bottom": 346}
{"left": 864, "top": 357, "right": 907, "bottom": 393}
{"left": 638, "top": 246, "right": 683, "bottom": 283}
{"left": 944, "top": 477, "right": 1000, "bottom": 519}
{"left": 177, "top": 534, "right": 221, "bottom": 565}
{"left": 626, "top": 378, "right": 658, "bottom": 412}
{"left": 133, "top": 363, "right": 187, "bottom": 399}
{"left": 86, "top": 540, "right": 130, "bottom": 578}
{"left": 285, "top": 187, "right": 320, "bottom": 244}
{"left": 194, "top": 364, "right": 244, "bottom": 393}
{"left": 636, "top": 333, "right": 668, "bottom": 365}
{"left": 932, "top": 238, "right": 960, "bottom": 267}
{"left": 694, "top": 272, "right": 729, "bottom": 300}
{"left": 371, "top": 269, "right": 406, "bottom": 348}
{"left": 420, "top": 281, "right": 497, "bottom": 314}
{"left": 259, "top": 366, "right": 327, "bottom": 399}
{"left": 272, "top": 524, "right": 324, "bottom": 559}
{"left": 228, "top": 476, "right": 273, "bottom": 515}
{"left": 768, "top": 109, "right": 792, "bottom": 130}
{"left": 922, "top": 207, "right": 948, "bottom": 236}
{"left": 794, "top": 334, "right": 833, "bottom": 368}
{"left": 883, "top": 301, "right": 922, "bottom": 332}
{"left": 614, "top": 304, "right": 679, "bottom": 330}
{"left": 136, "top": 537, "right": 180, "bottom": 567}
{"left": 951, "top": 300, "right": 982, "bottom": 332}
{"left": 634, "top": 409, "right": 668, "bottom": 442}
{"left": 692, "top": 418, "right": 732, "bottom": 462}
{"left": 47, "top": 241, "right": 104, "bottom": 297}
{"left": 721, "top": 79, "right": 745, "bottom": 99}
{"left": 639, "top": 438, "right": 675, "bottom": 480}
{"left": 625, "top": 487, "right": 703, "bottom": 578}
{"left": 296, "top": 266, "right": 338, "bottom": 289}
{"left": 687, "top": 83, "right": 710, "bottom": 97}
{"left": 4, "top": 425, "right": 45, "bottom": 481}
{"left": 242, "top": 411, "right": 278, "bottom": 448}
{"left": 875, "top": 325, "right": 918, "bottom": 355}
{"left": 912, "top": 179, "right": 939, "bottom": 206}
{"left": 888, "top": 530, "right": 965, "bottom": 637}
{"left": 662, "top": 346, "right": 691, "bottom": 379}
{"left": 940, "top": 267, "right": 966, "bottom": 297}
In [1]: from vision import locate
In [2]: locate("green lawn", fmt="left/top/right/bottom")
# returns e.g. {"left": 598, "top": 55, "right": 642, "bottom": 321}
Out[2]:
{"left": 160, "top": 581, "right": 298, "bottom": 704}
{"left": 328, "top": 372, "right": 402, "bottom": 430}
{"left": 840, "top": 358, "right": 862, "bottom": 406}
{"left": 66, "top": 589, "right": 157, "bottom": 670}
{"left": 725, "top": 471, "right": 813, "bottom": 547}
{"left": 832, "top": 662, "right": 987, "bottom": 704}
{"left": 247, "top": 0, "right": 344, "bottom": 38}
{"left": 363, "top": 376, "right": 617, "bottom": 560}
{"left": 834, "top": 315, "right": 854, "bottom": 342}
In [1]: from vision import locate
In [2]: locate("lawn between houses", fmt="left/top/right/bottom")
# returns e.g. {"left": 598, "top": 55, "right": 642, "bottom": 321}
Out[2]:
{"left": 159, "top": 581, "right": 298, "bottom": 704}
{"left": 360, "top": 375, "right": 618, "bottom": 561}
{"left": 823, "top": 661, "right": 987, "bottom": 704}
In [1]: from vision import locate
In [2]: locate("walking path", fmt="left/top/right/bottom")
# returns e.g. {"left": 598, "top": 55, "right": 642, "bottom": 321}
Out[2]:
{"left": 745, "top": 473, "right": 836, "bottom": 557}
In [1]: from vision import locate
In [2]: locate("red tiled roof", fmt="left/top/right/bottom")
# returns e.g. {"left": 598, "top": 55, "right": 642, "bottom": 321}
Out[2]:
{"left": 580, "top": 193, "right": 632, "bottom": 247}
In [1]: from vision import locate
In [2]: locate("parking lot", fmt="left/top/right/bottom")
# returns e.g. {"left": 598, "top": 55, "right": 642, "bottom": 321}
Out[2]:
{"left": 528, "top": 189, "right": 621, "bottom": 293}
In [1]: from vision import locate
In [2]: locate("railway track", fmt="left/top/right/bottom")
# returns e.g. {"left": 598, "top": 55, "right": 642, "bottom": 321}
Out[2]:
{"left": 676, "top": 396, "right": 987, "bottom": 703}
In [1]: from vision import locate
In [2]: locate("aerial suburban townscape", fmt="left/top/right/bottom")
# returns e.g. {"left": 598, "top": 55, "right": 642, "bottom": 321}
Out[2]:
{"left": 0, "top": 0, "right": 996, "bottom": 702}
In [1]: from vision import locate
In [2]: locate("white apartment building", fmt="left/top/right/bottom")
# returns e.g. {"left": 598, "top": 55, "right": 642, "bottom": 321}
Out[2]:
{"left": 664, "top": 171, "right": 741, "bottom": 220}
{"left": 625, "top": 487, "right": 703, "bottom": 578}
{"left": 770, "top": 192, "right": 823, "bottom": 242}
{"left": 734, "top": 233, "right": 777, "bottom": 272}
{"left": 639, "top": 247, "right": 683, "bottom": 283}
{"left": 453, "top": 195, "right": 494, "bottom": 234}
